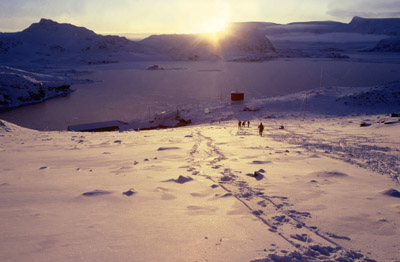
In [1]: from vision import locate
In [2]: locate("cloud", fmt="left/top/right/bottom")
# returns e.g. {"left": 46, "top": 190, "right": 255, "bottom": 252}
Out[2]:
{"left": 0, "top": 0, "right": 85, "bottom": 18}
{"left": 328, "top": 10, "right": 400, "bottom": 19}
{"left": 327, "top": 0, "right": 400, "bottom": 20}
{"left": 0, "top": 0, "right": 87, "bottom": 31}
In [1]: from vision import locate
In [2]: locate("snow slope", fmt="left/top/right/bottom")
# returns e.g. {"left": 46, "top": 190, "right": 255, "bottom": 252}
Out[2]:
{"left": 1, "top": 111, "right": 399, "bottom": 261}
{"left": 178, "top": 81, "right": 400, "bottom": 128}
{"left": 1, "top": 77, "right": 400, "bottom": 261}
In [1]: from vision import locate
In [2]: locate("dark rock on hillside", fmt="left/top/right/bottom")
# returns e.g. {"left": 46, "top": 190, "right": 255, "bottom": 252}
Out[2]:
{"left": 366, "top": 36, "right": 400, "bottom": 52}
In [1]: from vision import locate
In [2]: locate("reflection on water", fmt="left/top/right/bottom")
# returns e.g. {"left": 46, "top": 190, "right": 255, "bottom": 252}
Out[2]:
{"left": 1, "top": 58, "right": 400, "bottom": 130}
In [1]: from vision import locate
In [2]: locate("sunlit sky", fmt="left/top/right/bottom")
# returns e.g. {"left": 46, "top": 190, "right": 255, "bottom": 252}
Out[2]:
{"left": 1, "top": 0, "right": 400, "bottom": 37}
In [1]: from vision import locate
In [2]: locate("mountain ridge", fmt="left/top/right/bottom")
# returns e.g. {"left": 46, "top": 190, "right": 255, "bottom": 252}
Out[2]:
{"left": 1, "top": 16, "right": 400, "bottom": 65}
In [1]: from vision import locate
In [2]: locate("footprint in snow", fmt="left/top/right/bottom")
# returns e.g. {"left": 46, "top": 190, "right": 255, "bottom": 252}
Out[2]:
{"left": 290, "top": 234, "right": 312, "bottom": 243}
{"left": 155, "top": 187, "right": 176, "bottom": 200}
{"left": 381, "top": 188, "right": 400, "bottom": 198}
{"left": 252, "top": 210, "right": 264, "bottom": 216}
{"left": 82, "top": 190, "right": 112, "bottom": 197}
{"left": 157, "top": 147, "right": 180, "bottom": 151}
{"left": 220, "top": 176, "right": 232, "bottom": 182}
{"left": 186, "top": 205, "right": 218, "bottom": 215}
{"left": 163, "top": 175, "right": 193, "bottom": 184}
{"left": 326, "top": 232, "right": 351, "bottom": 240}
{"left": 310, "top": 171, "right": 349, "bottom": 178}
{"left": 191, "top": 192, "right": 210, "bottom": 198}
{"left": 122, "top": 188, "right": 136, "bottom": 197}
{"left": 251, "top": 160, "right": 271, "bottom": 165}
{"left": 246, "top": 171, "right": 264, "bottom": 180}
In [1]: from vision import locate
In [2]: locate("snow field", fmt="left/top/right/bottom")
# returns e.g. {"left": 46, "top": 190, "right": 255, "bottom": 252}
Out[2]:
{"left": 1, "top": 115, "right": 399, "bottom": 261}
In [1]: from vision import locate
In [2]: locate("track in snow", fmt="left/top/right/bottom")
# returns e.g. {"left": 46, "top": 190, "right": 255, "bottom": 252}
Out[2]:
{"left": 185, "top": 129, "right": 374, "bottom": 262}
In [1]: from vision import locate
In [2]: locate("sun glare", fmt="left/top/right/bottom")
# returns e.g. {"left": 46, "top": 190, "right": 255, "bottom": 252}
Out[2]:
{"left": 199, "top": 17, "right": 228, "bottom": 34}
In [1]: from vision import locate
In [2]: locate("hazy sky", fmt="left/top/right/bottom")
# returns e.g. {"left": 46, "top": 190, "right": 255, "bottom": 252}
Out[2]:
{"left": 1, "top": 0, "right": 400, "bottom": 36}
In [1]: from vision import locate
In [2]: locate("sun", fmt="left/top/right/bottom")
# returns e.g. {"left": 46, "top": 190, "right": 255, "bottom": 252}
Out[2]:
{"left": 199, "top": 17, "right": 228, "bottom": 34}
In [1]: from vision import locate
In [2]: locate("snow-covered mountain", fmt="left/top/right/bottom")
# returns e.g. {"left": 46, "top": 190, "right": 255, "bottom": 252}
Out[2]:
{"left": 21, "top": 18, "right": 144, "bottom": 53}
{"left": 348, "top": 16, "right": 400, "bottom": 36}
{"left": 261, "top": 21, "right": 347, "bottom": 36}
{"left": 0, "top": 18, "right": 148, "bottom": 65}
{"left": 1, "top": 18, "right": 279, "bottom": 63}
{"left": 257, "top": 16, "right": 400, "bottom": 37}
{"left": 238, "top": 17, "right": 400, "bottom": 54}
{"left": 2, "top": 17, "right": 400, "bottom": 66}
{"left": 140, "top": 24, "right": 277, "bottom": 61}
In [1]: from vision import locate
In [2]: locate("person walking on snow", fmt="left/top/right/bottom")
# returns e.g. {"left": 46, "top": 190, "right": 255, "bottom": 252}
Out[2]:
{"left": 258, "top": 122, "right": 264, "bottom": 136}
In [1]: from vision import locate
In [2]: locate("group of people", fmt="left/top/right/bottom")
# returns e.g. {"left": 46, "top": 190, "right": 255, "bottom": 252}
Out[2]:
{"left": 238, "top": 120, "right": 264, "bottom": 136}
{"left": 238, "top": 120, "right": 250, "bottom": 128}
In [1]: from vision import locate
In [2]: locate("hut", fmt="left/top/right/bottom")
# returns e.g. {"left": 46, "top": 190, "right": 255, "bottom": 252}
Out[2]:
{"left": 68, "top": 120, "right": 128, "bottom": 132}
{"left": 231, "top": 92, "right": 244, "bottom": 101}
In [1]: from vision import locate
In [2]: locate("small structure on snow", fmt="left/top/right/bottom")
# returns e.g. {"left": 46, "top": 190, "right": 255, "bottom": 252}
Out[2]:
{"left": 68, "top": 120, "right": 128, "bottom": 132}
{"left": 119, "top": 110, "right": 191, "bottom": 131}
{"left": 231, "top": 92, "right": 244, "bottom": 101}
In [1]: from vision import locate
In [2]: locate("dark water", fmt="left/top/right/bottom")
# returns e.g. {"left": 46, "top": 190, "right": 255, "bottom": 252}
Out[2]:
{"left": 1, "top": 58, "right": 400, "bottom": 130}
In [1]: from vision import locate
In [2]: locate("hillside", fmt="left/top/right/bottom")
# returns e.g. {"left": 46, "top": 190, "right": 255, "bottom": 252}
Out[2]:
{"left": 0, "top": 65, "right": 92, "bottom": 108}
{"left": 0, "top": 18, "right": 279, "bottom": 64}
{"left": 2, "top": 16, "right": 400, "bottom": 67}
{"left": 239, "top": 17, "right": 400, "bottom": 54}
{"left": 367, "top": 36, "right": 400, "bottom": 52}
{"left": 348, "top": 16, "right": 400, "bottom": 36}
{"left": 1, "top": 99, "right": 399, "bottom": 261}
{"left": 258, "top": 16, "right": 400, "bottom": 37}
{"left": 0, "top": 19, "right": 148, "bottom": 65}
{"left": 140, "top": 24, "right": 277, "bottom": 61}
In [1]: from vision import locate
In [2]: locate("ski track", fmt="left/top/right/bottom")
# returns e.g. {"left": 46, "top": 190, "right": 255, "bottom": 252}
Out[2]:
{"left": 186, "top": 128, "right": 374, "bottom": 262}
{"left": 266, "top": 124, "right": 400, "bottom": 184}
